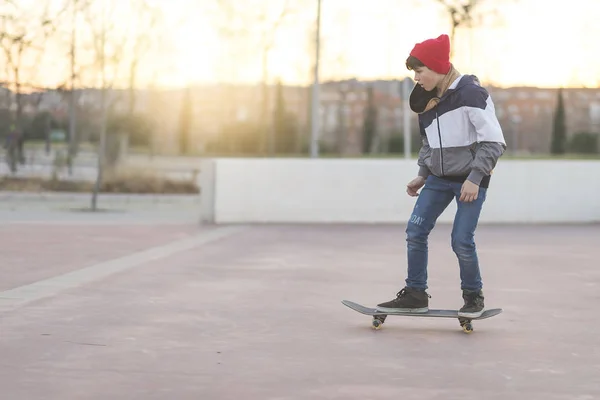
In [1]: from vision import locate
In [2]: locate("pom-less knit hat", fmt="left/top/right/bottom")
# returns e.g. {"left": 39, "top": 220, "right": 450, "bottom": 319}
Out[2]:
{"left": 409, "top": 34, "right": 451, "bottom": 74}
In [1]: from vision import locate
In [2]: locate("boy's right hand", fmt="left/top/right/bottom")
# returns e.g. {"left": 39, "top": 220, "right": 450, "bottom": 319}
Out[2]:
{"left": 407, "top": 176, "right": 426, "bottom": 197}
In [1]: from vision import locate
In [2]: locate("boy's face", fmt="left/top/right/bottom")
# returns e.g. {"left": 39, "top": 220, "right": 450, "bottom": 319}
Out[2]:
{"left": 413, "top": 66, "right": 444, "bottom": 92}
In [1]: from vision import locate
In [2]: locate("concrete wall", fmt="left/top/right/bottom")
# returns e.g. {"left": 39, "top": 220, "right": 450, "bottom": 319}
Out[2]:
{"left": 200, "top": 158, "right": 600, "bottom": 224}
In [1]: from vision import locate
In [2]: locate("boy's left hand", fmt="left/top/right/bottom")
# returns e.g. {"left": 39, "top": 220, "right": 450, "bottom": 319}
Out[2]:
{"left": 460, "top": 180, "right": 479, "bottom": 202}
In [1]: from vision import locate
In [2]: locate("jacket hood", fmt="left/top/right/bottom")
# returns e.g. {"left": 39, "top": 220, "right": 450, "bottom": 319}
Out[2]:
{"left": 409, "top": 74, "right": 481, "bottom": 114}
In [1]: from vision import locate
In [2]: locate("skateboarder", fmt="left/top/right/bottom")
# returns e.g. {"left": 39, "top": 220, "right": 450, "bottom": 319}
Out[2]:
{"left": 376, "top": 34, "right": 506, "bottom": 318}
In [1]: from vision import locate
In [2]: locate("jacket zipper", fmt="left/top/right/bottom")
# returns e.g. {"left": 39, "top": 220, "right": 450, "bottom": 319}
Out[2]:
{"left": 436, "top": 112, "right": 444, "bottom": 176}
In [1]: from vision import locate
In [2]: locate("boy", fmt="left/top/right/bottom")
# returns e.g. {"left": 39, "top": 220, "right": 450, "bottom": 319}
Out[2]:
{"left": 376, "top": 34, "right": 506, "bottom": 318}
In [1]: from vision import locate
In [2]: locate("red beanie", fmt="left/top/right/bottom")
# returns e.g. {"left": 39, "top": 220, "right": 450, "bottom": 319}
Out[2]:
{"left": 409, "top": 34, "right": 451, "bottom": 74}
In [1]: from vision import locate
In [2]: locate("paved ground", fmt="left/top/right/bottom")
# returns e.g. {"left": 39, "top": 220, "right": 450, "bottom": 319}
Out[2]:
{"left": 1, "top": 210, "right": 599, "bottom": 399}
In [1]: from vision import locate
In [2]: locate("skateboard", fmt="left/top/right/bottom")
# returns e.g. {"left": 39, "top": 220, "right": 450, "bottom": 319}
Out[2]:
{"left": 342, "top": 300, "right": 502, "bottom": 333}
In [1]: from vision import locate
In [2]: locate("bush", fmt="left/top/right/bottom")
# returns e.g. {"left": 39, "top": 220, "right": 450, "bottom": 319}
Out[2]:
{"left": 0, "top": 177, "right": 90, "bottom": 192}
{"left": 207, "top": 121, "right": 263, "bottom": 154}
{"left": 0, "top": 168, "right": 199, "bottom": 194}
{"left": 387, "top": 132, "right": 422, "bottom": 154}
{"left": 101, "top": 168, "right": 199, "bottom": 194}
{"left": 107, "top": 113, "right": 154, "bottom": 148}
{"left": 568, "top": 132, "right": 598, "bottom": 154}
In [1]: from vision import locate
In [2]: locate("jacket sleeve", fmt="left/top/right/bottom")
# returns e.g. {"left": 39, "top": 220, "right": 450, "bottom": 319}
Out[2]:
{"left": 464, "top": 84, "right": 507, "bottom": 185}
{"left": 417, "top": 119, "right": 431, "bottom": 179}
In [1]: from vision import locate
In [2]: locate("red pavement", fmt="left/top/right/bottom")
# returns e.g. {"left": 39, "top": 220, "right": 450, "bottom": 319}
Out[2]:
{"left": 1, "top": 222, "right": 599, "bottom": 399}
{"left": 0, "top": 223, "right": 201, "bottom": 291}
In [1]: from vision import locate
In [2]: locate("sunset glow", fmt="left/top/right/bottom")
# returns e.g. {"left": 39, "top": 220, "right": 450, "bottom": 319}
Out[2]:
{"left": 5, "top": 0, "right": 600, "bottom": 90}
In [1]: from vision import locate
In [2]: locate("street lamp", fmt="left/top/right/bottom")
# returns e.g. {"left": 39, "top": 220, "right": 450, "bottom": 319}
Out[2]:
{"left": 310, "top": 0, "right": 321, "bottom": 158}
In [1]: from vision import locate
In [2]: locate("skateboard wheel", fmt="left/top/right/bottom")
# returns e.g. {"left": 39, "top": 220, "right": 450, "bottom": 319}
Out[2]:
{"left": 372, "top": 316, "right": 385, "bottom": 330}
{"left": 462, "top": 323, "right": 473, "bottom": 333}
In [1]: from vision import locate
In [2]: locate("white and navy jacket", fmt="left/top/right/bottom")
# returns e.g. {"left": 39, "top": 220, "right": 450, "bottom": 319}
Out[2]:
{"left": 410, "top": 74, "right": 506, "bottom": 188}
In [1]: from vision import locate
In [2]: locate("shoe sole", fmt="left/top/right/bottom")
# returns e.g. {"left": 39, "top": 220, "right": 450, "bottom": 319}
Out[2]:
{"left": 458, "top": 310, "right": 484, "bottom": 318}
{"left": 375, "top": 306, "right": 429, "bottom": 313}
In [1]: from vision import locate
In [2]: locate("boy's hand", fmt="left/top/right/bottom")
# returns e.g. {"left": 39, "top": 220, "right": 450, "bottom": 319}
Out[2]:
{"left": 407, "top": 176, "right": 426, "bottom": 197}
{"left": 460, "top": 180, "right": 479, "bottom": 202}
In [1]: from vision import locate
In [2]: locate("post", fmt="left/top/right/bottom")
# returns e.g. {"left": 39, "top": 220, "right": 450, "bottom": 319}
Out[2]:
{"left": 402, "top": 77, "right": 412, "bottom": 159}
{"left": 511, "top": 114, "right": 521, "bottom": 155}
{"left": 91, "top": 3, "right": 107, "bottom": 211}
{"left": 199, "top": 159, "right": 216, "bottom": 224}
{"left": 68, "top": 0, "right": 77, "bottom": 175}
{"left": 310, "top": 0, "right": 321, "bottom": 158}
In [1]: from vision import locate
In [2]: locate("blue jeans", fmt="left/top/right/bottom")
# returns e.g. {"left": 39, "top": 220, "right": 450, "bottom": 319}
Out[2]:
{"left": 405, "top": 175, "right": 486, "bottom": 291}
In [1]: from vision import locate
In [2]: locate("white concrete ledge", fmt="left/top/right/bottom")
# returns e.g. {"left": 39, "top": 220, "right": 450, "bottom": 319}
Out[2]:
{"left": 199, "top": 158, "right": 600, "bottom": 224}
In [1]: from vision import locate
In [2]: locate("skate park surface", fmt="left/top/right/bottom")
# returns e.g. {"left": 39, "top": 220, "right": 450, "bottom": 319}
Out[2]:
{"left": 1, "top": 209, "right": 598, "bottom": 400}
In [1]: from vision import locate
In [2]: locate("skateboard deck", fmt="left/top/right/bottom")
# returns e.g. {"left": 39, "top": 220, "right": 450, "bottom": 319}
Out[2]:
{"left": 342, "top": 300, "right": 502, "bottom": 333}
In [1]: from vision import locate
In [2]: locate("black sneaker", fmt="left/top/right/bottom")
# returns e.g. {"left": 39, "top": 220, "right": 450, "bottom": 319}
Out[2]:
{"left": 376, "top": 287, "right": 430, "bottom": 313}
{"left": 458, "top": 289, "right": 485, "bottom": 318}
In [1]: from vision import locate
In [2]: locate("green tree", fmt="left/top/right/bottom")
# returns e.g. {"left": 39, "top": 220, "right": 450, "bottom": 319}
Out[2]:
{"left": 208, "top": 122, "right": 262, "bottom": 154}
{"left": 362, "top": 86, "right": 377, "bottom": 153}
{"left": 569, "top": 132, "right": 598, "bottom": 154}
{"left": 178, "top": 87, "right": 193, "bottom": 155}
{"left": 550, "top": 88, "right": 567, "bottom": 154}
{"left": 272, "top": 80, "right": 298, "bottom": 154}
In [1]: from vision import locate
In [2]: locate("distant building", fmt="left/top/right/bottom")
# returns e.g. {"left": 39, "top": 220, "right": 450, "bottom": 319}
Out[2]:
{"left": 2, "top": 80, "right": 599, "bottom": 155}
{"left": 489, "top": 86, "right": 600, "bottom": 153}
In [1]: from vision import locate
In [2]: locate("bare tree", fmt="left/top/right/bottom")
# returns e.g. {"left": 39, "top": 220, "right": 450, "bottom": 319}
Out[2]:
{"left": 212, "top": 0, "right": 298, "bottom": 154}
{"left": 435, "top": 0, "right": 479, "bottom": 57}
{"left": 81, "top": 0, "right": 126, "bottom": 210}
{"left": 62, "top": 0, "right": 93, "bottom": 174}
{"left": 256, "top": 1, "right": 295, "bottom": 154}
{"left": 54, "top": 0, "right": 166, "bottom": 175}
{"left": 0, "top": 0, "right": 67, "bottom": 170}
{"left": 78, "top": 0, "right": 170, "bottom": 209}
{"left": 125, "top": 0, "right": 165, "bottom": 116}
{"left": 435, "top": 0, "right": 514, "bottom": 59}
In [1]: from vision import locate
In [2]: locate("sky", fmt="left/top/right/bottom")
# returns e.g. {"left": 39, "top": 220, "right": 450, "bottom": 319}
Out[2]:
{"left": 4, "top": 0, "right": 600, "bottom": 90}
{"left": 163, "top": 0, "right": 600, "bottom": 89}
